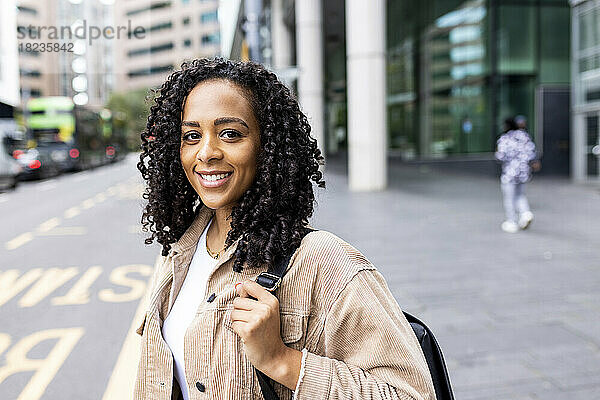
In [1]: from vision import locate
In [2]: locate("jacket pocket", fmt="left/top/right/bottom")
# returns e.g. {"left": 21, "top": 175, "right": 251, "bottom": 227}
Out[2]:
{"left": 280, "top": 313, "right": 307, "bottom": 345}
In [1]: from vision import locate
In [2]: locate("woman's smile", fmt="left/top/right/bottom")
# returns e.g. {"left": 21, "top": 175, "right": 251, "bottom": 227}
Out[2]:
{"left": 195, "top": 170, "right": 233, "bottom": 188}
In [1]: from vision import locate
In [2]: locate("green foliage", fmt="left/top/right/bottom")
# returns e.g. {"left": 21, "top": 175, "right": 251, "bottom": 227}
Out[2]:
{"left": 106, "top": 88, "right": 156, "bottom": 151}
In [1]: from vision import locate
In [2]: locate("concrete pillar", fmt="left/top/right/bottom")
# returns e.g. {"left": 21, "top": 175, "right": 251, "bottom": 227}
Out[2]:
{"left": 272, "top": 0, "right": 292, "bottom": 70}
{"left": 572, "top": 113, "right": 586, "bottom": 182}
{"left": 295, "top": 0, "right": 325, "bottom": 158}
{"left": 245, "top": 0, "right": 263, "bottom": 63}
{"left": 346, "top": 0, "right": 387, "bottom": 191}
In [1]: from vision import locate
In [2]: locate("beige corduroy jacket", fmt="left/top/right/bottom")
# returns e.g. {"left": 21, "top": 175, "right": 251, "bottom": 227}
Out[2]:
{"left": 134, "top": 205, "right": 435, "bottom": 400}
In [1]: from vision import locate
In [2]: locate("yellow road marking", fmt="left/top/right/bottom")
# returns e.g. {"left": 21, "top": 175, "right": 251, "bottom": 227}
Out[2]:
{"left": 36, "top": 218, "right": 60, "bottom": 233}
{"left": 0, "top": 328, "right": 85, "bottom": 400}
{"left": 19, "top": 267, "right": 79, "bottom": 308}
{"left": 94, "top": 193, "right": 107, "bottom": 203}
{"left": 64, "top": 206, "right": 81, "bottom": 219}
{"left": 128, "top": 225, "right": 143, "bottom": 234}
{"left": 36, "top": 227, "right": 87, "bottom": 236}
{"left": 52, "top": 266, "right": 103, "bottom": 306}
{"left": 101, "top": 259, "right": 156, "bottom": 400}
{"left": 0, "top": 333, "right": 10, "bottom": 356}
{"left": 81, "top": 198, "right": 95, "bottom": 209}
{"left": 5, "top": 233, "right": 34, "bottom": 250}
{"left": 5, "top": 178, "right": 135, "bottom": 251}
{"left": 0, "top": 269, "right": 44, "bottom": 307}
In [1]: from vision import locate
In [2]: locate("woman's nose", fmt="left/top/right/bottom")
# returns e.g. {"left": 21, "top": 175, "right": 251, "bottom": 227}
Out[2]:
{"left": 196, "top": 134, "right": 223, "bottom": 162}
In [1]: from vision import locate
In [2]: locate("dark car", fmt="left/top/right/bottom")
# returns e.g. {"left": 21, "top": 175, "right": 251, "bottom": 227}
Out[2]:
{"left": 41, "top": 141, "right": 80, "bottom": 172}
{"left": 15, "top": 146, "right": 62, "bottom": 180}
{"left": 0, "top": 140, "right": 21, "bottom": 190}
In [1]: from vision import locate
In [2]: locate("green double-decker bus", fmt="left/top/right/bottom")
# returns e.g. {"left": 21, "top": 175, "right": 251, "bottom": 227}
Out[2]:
{"left": 26, "top": 96, "right": 126, "bottom": 171}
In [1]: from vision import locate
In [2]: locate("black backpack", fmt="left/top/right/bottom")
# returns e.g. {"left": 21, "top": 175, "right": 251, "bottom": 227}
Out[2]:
{"left": 254, "top": 228, "right": 455, "bottom": 400}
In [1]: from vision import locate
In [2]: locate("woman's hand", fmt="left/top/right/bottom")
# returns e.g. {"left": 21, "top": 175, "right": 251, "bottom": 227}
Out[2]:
{"left": 232, "top": 280, "right": 302, "bottom": 390}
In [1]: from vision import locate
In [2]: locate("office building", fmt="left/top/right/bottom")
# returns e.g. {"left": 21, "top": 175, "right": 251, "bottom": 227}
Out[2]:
{"left": 1, "top": 0, "right": 20, "bottom": 117}
{"left": 225, "top": 0, "right": 573, "bottom": 190}
{"left": 113, "top": 0, "right": 221, "bottom": 91}
{"left": 571, "top": 0, "right": 600, "bottom": 182}
{"left": 16, "top": 0, "right": 114, "bottom": 109}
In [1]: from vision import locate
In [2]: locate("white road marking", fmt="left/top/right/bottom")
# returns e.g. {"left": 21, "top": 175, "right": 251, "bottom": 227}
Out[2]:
{"left": 36, "top": 218, "right": 60, "bottom": 233}
{"left": 64, "top": 207, "right": 81, "bottom": 219}
{"left": 5, "top": 233, "right": 34, "bottom": 250}
{"left": 36, "top": 227, "right": 87, "bottom": 236}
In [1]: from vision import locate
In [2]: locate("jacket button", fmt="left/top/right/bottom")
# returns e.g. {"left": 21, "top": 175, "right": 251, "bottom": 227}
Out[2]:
{"left": 207, "top": 293, "right": 216, "bottom": 303}
{"left": 196, "top": 382, "right": 205, "bottom": 392}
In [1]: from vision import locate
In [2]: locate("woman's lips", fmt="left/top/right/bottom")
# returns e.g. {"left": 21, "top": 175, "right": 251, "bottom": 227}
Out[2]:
{"left": 196, "top": 171, "right": 233, "bottom": 188}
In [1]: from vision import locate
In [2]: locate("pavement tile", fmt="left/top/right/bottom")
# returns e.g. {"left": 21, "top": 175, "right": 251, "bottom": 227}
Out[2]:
{"left": 315, "top": 159, "right": 600, "bottom": 400}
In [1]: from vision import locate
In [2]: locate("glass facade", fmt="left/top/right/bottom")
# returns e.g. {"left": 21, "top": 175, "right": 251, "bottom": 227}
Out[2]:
{"left": 385, "top": 0, "right": 570, "bottom": 159}
{"left": 572, "top": 0, "right": 600, "bottom": 180}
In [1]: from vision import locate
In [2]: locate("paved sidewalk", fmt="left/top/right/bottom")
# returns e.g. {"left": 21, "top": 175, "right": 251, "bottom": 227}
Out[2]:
{"left": 312, "top": 157, "right": 600, "bottom": 400}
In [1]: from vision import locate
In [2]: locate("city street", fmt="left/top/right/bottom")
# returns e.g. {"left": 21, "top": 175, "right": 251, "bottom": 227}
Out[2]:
{"left": 0, "top": 154, "right": 157, "bottom": 399}
{"left": 1, "top": 153, "right": 599, "bottom": 399}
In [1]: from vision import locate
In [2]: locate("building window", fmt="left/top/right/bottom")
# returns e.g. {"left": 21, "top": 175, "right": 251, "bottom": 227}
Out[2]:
{"left": 126, "top": 2, "right": 171, "bottom": 17}
{"left": 21, "top": 88, "right": 42, "bottom": 97}
{"left": 200, "top": 10, "right": 218, "bottom": 24}
{"left": 17, "top": 6, "right": 38, "bottom": 16}
{"left": 20, "top": 69, "right": 41, "bottom": 78}
{"left": 184, "top": 39, "right": 192, "bottom": 47}
{"left": 128, "top": 64, "right": 174, "bottom": 78}
{"left": 183, "top": 17, "right": 190, "bottom": 25}
{"left": 128, "top": 42, "right": 174, "bottom": 57}
{"left": 201, "top": 32, "right": 220, "bottom": 45}
{"left": 128, "top": 21, "right": 173, "bottom": 39}
{"left": 18, "top": 47, "right": 40, "bottom": 57}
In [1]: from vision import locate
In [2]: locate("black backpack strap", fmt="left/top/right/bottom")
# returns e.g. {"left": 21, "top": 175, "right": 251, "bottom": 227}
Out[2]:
{"left": 254, "top": 227, "right": 316, "bottom": 400}
{"left": 255, "top": 227, "right": 316, "bottom": 293}
{"left": 403, "top": 311, "right": 455, "bottom": 400}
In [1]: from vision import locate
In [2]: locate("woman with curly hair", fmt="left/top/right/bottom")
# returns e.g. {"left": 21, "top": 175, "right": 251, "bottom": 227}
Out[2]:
{"left": 135, "top": 58, "right": 435, "bottom": 400}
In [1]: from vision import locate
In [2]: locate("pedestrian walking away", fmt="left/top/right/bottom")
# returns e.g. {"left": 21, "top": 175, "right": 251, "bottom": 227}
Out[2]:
{"left": 495, "top": 116, "right": 538, "bottom": 233}
{"left": 134, "top": 58, "right": 436, "bottom": 399}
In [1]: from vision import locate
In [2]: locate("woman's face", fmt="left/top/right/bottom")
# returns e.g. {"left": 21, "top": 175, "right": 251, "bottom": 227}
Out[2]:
{"left": 180, "top": 79, "right": 261, "bottom": 211}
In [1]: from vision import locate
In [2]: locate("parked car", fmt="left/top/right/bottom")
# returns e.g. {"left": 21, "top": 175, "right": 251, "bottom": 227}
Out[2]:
{"left": 15, "top": 146, "right": 62, "bottom": 180}
{"left": 39, "top": 141, "right": 79, "bottom": 172}
{"left": 0, "top": 139, "right": 22, "bottom": 190}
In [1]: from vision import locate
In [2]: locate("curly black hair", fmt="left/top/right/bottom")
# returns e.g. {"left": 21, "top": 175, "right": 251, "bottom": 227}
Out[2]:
{"left": 137, "top": 58, "right": 325, "bottom": 272}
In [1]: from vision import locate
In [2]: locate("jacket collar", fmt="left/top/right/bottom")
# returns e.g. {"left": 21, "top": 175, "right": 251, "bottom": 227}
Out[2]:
{"left": 169, "top": 204, "right": 242, "bottom": 269}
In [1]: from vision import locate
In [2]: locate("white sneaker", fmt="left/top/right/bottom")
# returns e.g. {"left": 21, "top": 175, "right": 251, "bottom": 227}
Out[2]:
{"left": 501, "top": 221, "right": 519, "bottom": 233}
{"left": 518, "top": 211, "right": 534, "bottom": 229}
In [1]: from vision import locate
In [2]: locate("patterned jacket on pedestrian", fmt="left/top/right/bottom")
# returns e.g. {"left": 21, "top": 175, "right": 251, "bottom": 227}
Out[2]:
{"left": 495, "top": 129, "right": 537, "bottom": 184}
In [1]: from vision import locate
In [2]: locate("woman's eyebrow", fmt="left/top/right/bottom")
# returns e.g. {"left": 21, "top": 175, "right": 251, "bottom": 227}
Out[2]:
{"left": 214, "top": 117, "right": 249, "bottom": 128}
{"left": 182, "top": 121, "right": 200, "bottom": 128}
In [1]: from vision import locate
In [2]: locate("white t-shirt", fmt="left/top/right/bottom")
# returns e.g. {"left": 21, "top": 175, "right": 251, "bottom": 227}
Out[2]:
{"left": 162, "top": 217, "right": 218, "bottom": 399}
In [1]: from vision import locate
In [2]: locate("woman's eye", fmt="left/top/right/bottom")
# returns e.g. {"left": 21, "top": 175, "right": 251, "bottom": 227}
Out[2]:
{"left": 183, "top": 131, "right": 201, "bottom": 141}
{"left": 220, "top": 130, "right": 241, "bottom": 139}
